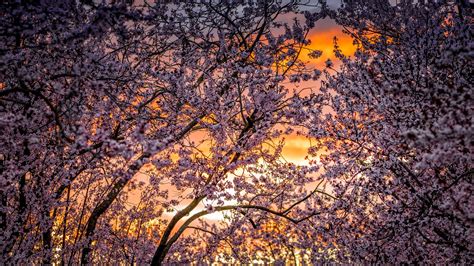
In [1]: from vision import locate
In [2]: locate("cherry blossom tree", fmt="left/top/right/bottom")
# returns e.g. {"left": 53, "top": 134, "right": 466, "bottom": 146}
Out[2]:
{"left": 0, "top": 1, "right": 151, "bottom": 264}
{"left": 308, "top": 0, "right": 473, "bottom": 263}
{"left": 1, "top": 0, "right": 327, "bottom": 264}
{"left": 3, "top": 0, "right": 471, "bottom": 264}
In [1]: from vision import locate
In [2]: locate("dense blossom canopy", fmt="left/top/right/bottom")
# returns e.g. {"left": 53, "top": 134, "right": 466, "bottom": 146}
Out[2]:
{"left": 0, "top": 0, "right": 472, "bottom": 264}
{"left": 309, "top": 0, "right": 473, "bottom": 263}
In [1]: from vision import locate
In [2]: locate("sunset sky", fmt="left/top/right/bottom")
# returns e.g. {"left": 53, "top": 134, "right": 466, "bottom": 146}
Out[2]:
{"left": 279, "top": 17, "right": 356, "bottom": 165}
{"left": 150, "top": 17, "right": 357, "bottom": 223}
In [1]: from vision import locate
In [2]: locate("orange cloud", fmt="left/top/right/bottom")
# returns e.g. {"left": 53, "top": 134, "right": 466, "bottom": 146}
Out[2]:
{"left": 280, "top": 22, "right": 356, "bottom": 164}
{"left": 302, "top": 25, "right": 357, "bottom": 68}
